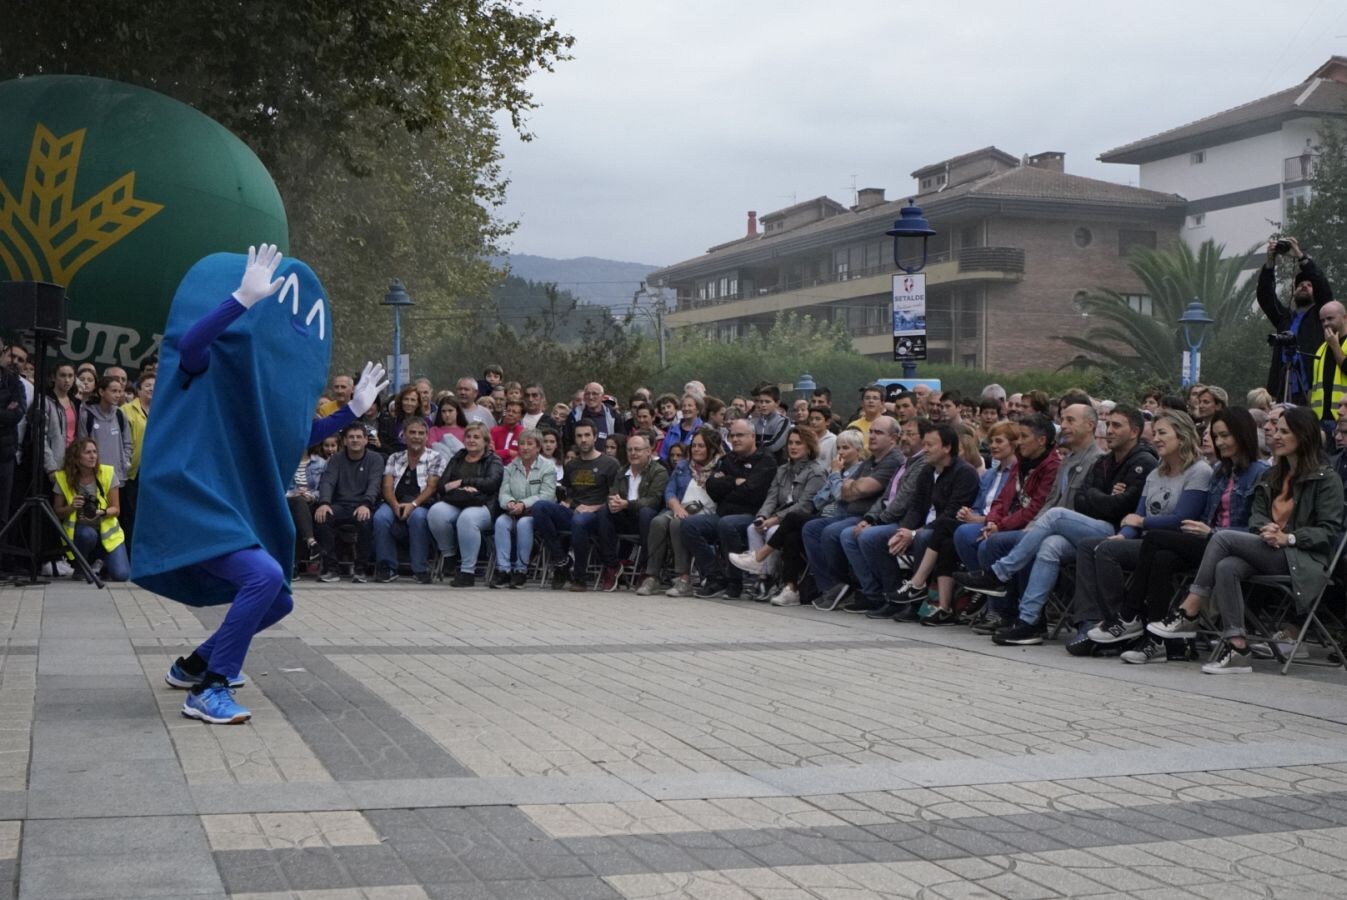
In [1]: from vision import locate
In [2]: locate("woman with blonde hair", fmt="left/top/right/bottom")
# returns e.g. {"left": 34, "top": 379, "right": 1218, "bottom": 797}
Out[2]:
{"left": 1074, "top": 410, "right": 1213, "bottom": 646}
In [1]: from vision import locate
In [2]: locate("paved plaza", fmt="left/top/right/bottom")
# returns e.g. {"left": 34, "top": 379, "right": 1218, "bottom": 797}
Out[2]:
{"left": 3, "top": 580, "right": 1347, "bottom": 899}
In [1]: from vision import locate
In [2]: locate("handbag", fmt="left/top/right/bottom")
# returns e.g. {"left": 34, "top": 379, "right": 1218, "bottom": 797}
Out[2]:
{"left": 681, "top": 478, "right": 715, "bottom": 515}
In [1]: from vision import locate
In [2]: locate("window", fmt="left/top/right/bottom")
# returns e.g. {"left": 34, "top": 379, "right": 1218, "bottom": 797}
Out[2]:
{"left": 1124, "top": 294, "right": 1153, "bottom": 317}
{"left": 1072, "top": 291, "right": 1090, "bottom": 316}
{"left": 960, "top": 224, "right": 983, "bottom": 249}
{"left": 1118, "top": 229, "right": 1157, "bottom": 257}
{"left": 698, "top": 281, "right": 707, "bottom": 301}
{"left": 1073, "top": 226, "right": 1093, "bottom": 249}
{"left": 1190, "top": 150, "right": 1205, "bottom": 164}
{"left": 718, "top": 277, "right": 729, "bottom": 298}
{"left": 958, "top": 293, "right": 981, "bottom": 340}
{"left": 1284, "top": 185, "right": 1312, "bottom": 220}
{"left": 728, "top": 276, "right": 738, "bottom": 297}
{"left": 962, "top": 353, "right": 978, "bottom": 368}
{"left": 1188, "top": 213, "right": 1205, "bottom": 228}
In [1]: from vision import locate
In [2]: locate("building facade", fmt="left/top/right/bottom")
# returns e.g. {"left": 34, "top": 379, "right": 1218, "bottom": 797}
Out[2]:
{"left": 1100, "top": 57, "right": 1347, "bottom": 265}
{"left": 651, "top": 148, "right": 1185, "bottom": 373}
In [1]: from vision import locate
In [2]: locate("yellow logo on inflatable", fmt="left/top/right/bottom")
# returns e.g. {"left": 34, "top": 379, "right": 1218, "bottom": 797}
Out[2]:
{"left": 0, "top": 123, "right": 163, "bottom": 285}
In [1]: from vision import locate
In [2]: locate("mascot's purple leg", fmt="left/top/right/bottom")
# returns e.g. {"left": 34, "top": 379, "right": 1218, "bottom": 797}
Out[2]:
{"left": 191, "top": 547, "right": 294, "bottom": 680}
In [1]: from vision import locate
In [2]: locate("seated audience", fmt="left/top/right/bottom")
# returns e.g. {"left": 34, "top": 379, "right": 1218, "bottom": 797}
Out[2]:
{"left": 491, "top": 428, "right": 557, "bottom": 588}
{"left": 427, "top": 422, "right": 504, "bottom": 587}
{"left": 314, "top": 422, "right": 383, "bottom": 583}
{"left": 373, "top": 418, "right": 445, "bottom": 584}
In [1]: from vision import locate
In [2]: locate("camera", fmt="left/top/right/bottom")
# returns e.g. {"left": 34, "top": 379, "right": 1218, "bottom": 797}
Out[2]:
{"left": 1267, "top": 330, "right": 1298, "bottom": 349}
{"left": 1274, "top": 239, "right": 1293, "bottom": 255}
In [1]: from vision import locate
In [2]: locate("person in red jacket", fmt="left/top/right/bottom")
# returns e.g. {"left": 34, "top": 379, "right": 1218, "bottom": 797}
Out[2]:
{"left": 490, "top": 400, "right": 525, "bottom": 465}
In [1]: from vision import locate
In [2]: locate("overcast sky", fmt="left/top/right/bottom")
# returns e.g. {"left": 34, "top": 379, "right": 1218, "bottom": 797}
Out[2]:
{"left": 496, "top": 0, "right": 1347, "bottom": 267}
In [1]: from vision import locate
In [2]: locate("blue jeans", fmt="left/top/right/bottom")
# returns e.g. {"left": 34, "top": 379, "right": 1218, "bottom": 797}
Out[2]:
{"left": 494, "top": 513, "right": 536, "bottom": 573}
{"left": 803, "top": 515, "right": 860, "bottom": 591}
{"left": 990, "top": 508, "right": 1114, "bottom": 625}
{"left": 682, "top": 513, "right": 723, "bottom": 583}
{"left": 843, "top": 524, "right": 930, "bottom": 600}
{"left": 73, "top": 524, "right": 130, "bottom": 581}
{"left": 532, "top": 500, "right": 618, "bottom": 574}
{"left": 954, "top": 522, "right": 984, "bottom": 572}
{"left": 373, "top": 504, "right": 432, "bottom": 574}
{"left": 427, "top": 503, "right": 493, "bottom": 573}
{"left": 977, "top": 529, "right": 1025, "bottom": 617}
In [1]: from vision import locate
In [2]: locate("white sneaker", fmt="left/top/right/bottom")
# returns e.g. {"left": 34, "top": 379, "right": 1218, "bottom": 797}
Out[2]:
{"left": 1202, "top": 645, "right": 1253, "bottom": 674}
{"left": 665, "top": 577, "right": 693, "bottom": 598}
{"left": 728, "top": 551, "right": 764, "bottom": 575}
{"left": 91, "top": 559, "right": 104, "bottom": 575}
{"left": 1249, "top": 640, "right": 1309, "bottom": 660}
{"left": 770, "top": 586, "right": 801, "bottom": 606}
{"left": 54, "top": 560, "right": 73, "bottom": 576}
{"left": 634, "top": 577, "right": 658, "bottom": 596}
{"left": 1120, "top": 639, "right": 1167, "bottom": 665}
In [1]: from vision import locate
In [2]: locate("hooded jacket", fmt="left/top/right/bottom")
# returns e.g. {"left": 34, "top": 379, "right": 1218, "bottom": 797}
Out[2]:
{"left": 1073, "top": 440, "right": 1158, "bottom": 528}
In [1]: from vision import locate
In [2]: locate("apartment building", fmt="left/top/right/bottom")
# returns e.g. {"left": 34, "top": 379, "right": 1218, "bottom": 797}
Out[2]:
{"left": 650, "top": 147, "right": 1185, "bottom": 372}
{"left": 1101, "top": 57, "right": 1347, "bottom": 264}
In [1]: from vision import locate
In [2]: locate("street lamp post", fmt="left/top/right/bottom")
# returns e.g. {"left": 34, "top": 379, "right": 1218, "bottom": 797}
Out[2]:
{"left": 1177, "top": 299, "right": 1214, "bottom": 388}
{"left": 381, "top": 279, "right": 414, "bottom": 394}
{"left": 794, "top": 372, "right": 816, "bottom": 401}
{"left": 886, "top": 202, "right": 937, "bottom": 380}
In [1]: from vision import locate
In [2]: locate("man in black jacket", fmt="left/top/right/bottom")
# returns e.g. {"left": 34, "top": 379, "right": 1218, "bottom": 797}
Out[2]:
{"left": 1073, "top": 405, "right": 1157, "bottom": 529}
{"left": 314, "top": 422, "right": 384, "bottom": 582}
{"left": 1259, "top": 236, "right": 1333, "bottom": 403}
{"left": 0, "top": 340, "right": 24, "bottom": 531}
{"left": 686, "top": 419, "right": 777, "bottom": 599}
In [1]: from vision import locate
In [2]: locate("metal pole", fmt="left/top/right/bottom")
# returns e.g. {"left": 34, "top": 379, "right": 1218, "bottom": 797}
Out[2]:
{"left": 392, "top": 306, "right": 403, "bottom": 394}
{"left": 655, "top": 298, "right": 666, "bottom": 369}
{"left": 902, "top": 360, "right": 917, "bottom": 379}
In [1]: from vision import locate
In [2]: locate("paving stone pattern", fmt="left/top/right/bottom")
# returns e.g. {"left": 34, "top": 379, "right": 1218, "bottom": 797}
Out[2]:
{"left": 7, "top": 580, "right": 1347, "bottom": 898}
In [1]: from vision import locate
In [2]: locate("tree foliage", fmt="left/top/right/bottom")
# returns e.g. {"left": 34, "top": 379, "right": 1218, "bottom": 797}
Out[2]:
{"left": 1, "top": 0, "right": 574, "bottom": 369}
{"left": 1286, "top": 116, "right": 1347, "bottom": 295}
{"left": 1054, "top": 239, "right": 1256, "bottom": 384}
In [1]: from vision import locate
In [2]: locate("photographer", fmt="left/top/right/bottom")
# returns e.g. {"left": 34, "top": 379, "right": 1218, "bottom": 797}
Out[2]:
{"left": 1259, "top": 236, "right": 1333, "bottom": 403}
{"left": 1310, "top": 301, "right": 1347, "bottom": 436}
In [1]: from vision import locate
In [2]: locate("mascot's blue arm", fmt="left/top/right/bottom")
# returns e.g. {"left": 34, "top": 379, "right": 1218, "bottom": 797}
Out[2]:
{"left": 179, "top": 296, "right": 354, "bottom": 446}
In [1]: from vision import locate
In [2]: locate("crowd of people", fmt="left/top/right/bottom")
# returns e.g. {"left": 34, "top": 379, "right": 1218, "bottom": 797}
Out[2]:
{"left": 272, "top": 363, "right": 1343, "bottom": 678}
{"left": 0, "top": 238, "right": 1342, "bottom": 679}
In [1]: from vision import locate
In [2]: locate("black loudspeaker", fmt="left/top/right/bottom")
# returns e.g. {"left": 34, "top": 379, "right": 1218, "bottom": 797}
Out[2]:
{"left": 0, "top": 281, "right": 67, "bottom": 342}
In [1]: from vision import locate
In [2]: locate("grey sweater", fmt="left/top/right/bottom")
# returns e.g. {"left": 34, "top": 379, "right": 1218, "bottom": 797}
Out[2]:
{"left": 319, "top": 449, "right": 384, "bottom": 510}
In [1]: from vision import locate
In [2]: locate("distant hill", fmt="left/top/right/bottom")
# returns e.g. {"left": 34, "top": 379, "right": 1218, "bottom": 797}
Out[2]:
{"left": 492, "top": 254, "right": 663, "bottom": 311}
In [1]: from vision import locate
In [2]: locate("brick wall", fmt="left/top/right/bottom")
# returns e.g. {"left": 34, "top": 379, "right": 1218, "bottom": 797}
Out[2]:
{"left": 982, "top": 217, "right": 1180, "bottom": 372}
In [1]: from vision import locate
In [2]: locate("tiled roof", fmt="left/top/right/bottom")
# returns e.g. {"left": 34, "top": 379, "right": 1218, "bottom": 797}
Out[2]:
{"left": 1100, "top": 76, "right": 1347, "bottom": 164}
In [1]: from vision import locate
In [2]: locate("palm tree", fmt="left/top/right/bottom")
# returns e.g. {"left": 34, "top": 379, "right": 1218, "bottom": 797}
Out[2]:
{"left": 1056, "top": 239, "right": 1257, "bottom": 382}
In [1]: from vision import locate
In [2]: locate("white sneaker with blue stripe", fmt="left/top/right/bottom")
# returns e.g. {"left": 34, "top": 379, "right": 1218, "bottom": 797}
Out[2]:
{"left": 165, "top": 659, "right": 247, "bottom": 690}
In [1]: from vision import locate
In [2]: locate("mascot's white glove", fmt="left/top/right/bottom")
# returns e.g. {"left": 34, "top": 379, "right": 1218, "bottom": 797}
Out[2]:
{"left": 232, "top": 244, "right": 285, "bottom": 309}
{"left": 348, "top": 361, "right": 390, "bottom": 418}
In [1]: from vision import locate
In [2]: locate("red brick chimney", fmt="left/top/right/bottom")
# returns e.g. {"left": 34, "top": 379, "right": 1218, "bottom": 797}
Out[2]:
{"left": 747, "top": 210, "right": 758, "bottom": 237}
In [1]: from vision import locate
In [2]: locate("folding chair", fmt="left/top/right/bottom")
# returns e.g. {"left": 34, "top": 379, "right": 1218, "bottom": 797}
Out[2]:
{"left": 1242, "top": 523, "right": 1347, "bottom": 674}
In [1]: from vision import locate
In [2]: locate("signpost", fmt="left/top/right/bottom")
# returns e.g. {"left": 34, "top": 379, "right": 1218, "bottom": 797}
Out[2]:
{"left": 892, "top": 273, "right": 927, "bottom": 370}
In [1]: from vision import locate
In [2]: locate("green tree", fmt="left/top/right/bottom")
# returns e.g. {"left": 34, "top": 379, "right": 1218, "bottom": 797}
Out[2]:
{"left": 2, "top": 0, "right": 574, "bottom": 370}
{"left": 1285, "top": 117, "right": 1347, "bottom": 293}
{"left": 1055, "top": 238, "right": 1256, "bottom": 384}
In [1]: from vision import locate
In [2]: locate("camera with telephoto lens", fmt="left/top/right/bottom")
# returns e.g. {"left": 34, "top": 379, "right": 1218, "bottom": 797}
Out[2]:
{"left": 1267, "top": 330, "right": 1298, "bottom": 349}
{"left": 1274, "top": 239, "right": 1293, "bottom": 255}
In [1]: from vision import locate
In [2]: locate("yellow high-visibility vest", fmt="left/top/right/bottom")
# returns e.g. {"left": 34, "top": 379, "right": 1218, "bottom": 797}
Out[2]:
{"left": 53, "top": 465, "right": 125, "bottom": 556}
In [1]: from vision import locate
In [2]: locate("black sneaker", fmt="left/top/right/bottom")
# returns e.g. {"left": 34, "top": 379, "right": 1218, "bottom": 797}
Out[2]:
{"left": 723, "top": 583, "right": 743, "bottom": 601}
{"left": 374, "top": 564, "right": 398, "bottom": 584}
{"left": 865, "top": 601, "right": 903, "bottom": 619}
{"left": 450, "top": 571, "right": 475, "bottom": 588}
{"left": 489, "top": 570, "right": 512, "bottom": 589}
{"left": 956, "top": 593, "right": 987, "bottom": 623}
{"left": 969, "top": 612, "right": 1007, "bottom": 635}
{"left": 550, "top": 563, "right": 572, "bottom": 589}
{"left": 318, "top": 569, "right": 340, "bottom": 583}
{"left": 413, "top": 571, "right": 433, "bottom": 585}
{"left": 510, "top": 572, "right": 527, "bottom": 589}
{"left": 695, "top": 579, "right": 727, "bottom": 599}
{"left": 920, "top": 607, "right": 958, "bottom": 626}
{"left": 894, "top": 581, "right": 928, "bottom": 605}
{"left": 1064, "top": 624, "right": 1097, "bottom": 657}
{"left": 953, "top": 570, "right": 1008, "bottom": 597}
{"left": 992, "top": 619, "right": 1045, "bottom": 645}
{"left": 814, "top": 583, "right": 851, "bottom": 611}
{"left": 892, "top": 603, "right": 921, "bottom": 622}
{"left": 841, "top": 595, "right": 879, "bottom": 614}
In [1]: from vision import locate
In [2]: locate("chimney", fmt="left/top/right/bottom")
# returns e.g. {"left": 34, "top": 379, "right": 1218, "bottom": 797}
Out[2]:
{"left": 1026, "top": 151, "right": 1065, "bottom": 173}
{"left": 746, "top": 210, "right": 758, "bottom": 237}
{"left": 855, "top": 188, "right": 886, "bottom": 211}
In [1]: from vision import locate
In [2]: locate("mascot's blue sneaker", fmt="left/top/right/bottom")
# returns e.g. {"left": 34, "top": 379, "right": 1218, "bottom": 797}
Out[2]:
{"left": 182, "top": 685, "right": 252, "bottom": 724}
{"left": 165, "top": 659, "right": 246, "bottom": 690}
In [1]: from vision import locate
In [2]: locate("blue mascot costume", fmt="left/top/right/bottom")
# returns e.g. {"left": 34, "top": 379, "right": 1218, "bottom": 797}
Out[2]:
{"left": 133, "top": 244, "right": 387, "bottom": 724}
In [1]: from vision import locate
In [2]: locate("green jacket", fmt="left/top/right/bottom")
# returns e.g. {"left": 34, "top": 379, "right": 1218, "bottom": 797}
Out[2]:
{"left": 497, "top": 456, "right": 557, "bottom": 509}
{"left": 1247, "top": 464, "right": 1345, "bottom": 610}
{"left": 613, "top": 462, "right": 669, "bottom": 511}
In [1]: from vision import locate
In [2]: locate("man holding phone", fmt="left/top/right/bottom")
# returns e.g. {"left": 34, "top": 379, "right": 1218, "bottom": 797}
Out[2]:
{"left": 1258, "top": 236, "right": 1333, "bottom": 403}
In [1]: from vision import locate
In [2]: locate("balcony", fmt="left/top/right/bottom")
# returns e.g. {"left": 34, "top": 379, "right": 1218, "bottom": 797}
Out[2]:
{"left": 1284, "top": 154, "right": 1319, "bottom": 183}
{"left": 671, "top": 247, "right": 1023, "bottom": 317}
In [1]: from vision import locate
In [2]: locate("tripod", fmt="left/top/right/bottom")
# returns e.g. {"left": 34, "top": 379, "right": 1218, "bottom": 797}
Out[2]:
{"left": 0, "top": 284, "right": 102, "bottom": 587}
